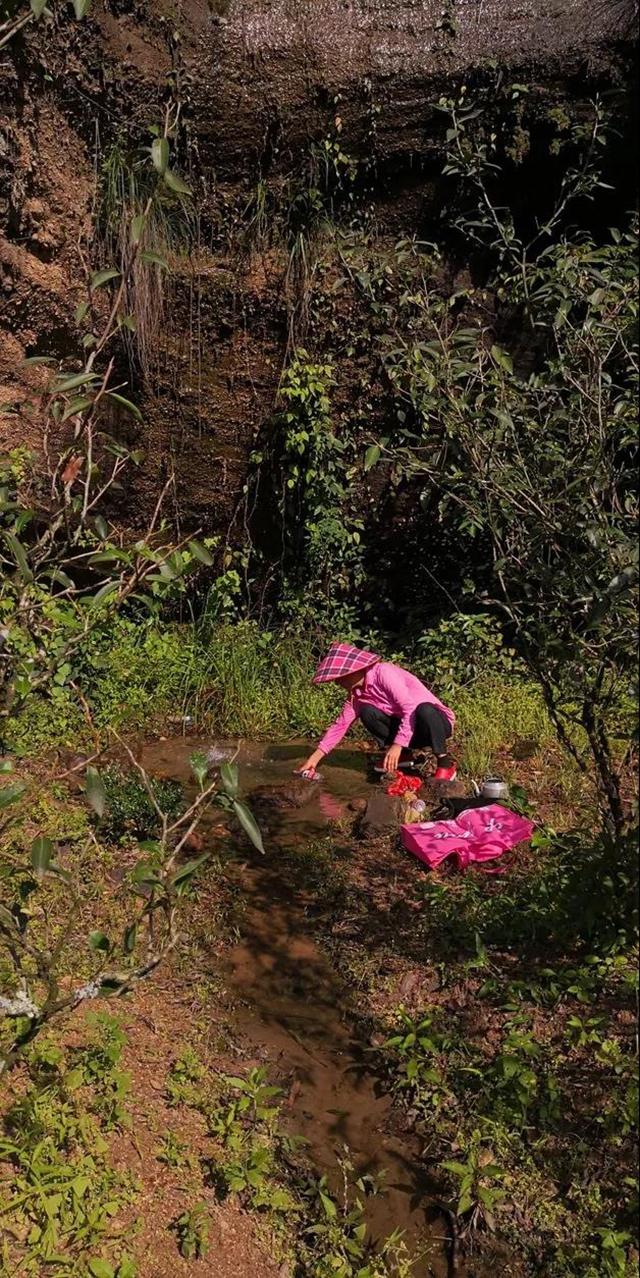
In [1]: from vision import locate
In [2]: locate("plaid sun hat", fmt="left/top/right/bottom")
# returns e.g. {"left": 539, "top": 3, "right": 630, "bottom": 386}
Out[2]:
{"left": 312, "top": 642, "right": 380, "bottom": 685}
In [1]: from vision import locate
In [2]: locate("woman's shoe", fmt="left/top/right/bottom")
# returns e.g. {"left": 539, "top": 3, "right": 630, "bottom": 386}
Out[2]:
{"left": 433, "top": 760, "right": 458, "bottom": 782}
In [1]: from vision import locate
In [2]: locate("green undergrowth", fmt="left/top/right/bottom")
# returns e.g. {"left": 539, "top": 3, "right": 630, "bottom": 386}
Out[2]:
{"left": 293, "top": 825, "right": 639, "bottom": 1277}
{"left": 5, "top": 617, "right": 553, "bottom": 773}
{"left": 161, "top": 1055, "right": 419, "bottom": 1275}
{"left": 375, "top": 939, "right": 638, "bottom": 1277}
{"left": 0, "top": 1015, "right": 139, "bottom": 1275}
{"left": 416, "top": 825, "right": 639, "bottom": 955}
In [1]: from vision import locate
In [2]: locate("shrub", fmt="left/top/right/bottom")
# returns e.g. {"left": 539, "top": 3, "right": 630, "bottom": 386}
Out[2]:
{"left": 96, "top": 768, "right": 183, "bottom": 843}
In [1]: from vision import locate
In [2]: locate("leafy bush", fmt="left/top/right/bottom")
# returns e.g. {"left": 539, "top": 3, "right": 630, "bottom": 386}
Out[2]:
{"left": 97, "top": 767, "right": 183, "bottom": 843}
{"left": 413, "top": 612, "right": 523, "bottom": 697}
{"left": 419, "top": 825, "right": 639, "bottom": 953}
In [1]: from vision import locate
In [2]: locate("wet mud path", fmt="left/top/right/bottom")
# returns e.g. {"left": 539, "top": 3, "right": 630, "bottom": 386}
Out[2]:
{"left": 141, "top": 739, "right": 458, "bottom": 1275}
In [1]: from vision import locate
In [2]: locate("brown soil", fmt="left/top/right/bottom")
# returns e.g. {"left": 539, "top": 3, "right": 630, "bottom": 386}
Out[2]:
{"left": 96, "top": 983, "right": 284, "bottom": 1278}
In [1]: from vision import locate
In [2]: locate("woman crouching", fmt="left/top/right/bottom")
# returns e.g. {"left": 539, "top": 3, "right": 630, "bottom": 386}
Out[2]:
{"left": 297, "top": 642, "right": 457, "bottom": 780}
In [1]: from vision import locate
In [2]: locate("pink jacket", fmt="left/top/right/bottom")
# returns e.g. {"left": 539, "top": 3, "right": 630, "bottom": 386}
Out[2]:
{"left": 317, "top": 661, "right": 454, "bottom": 755}
{"left": 401, "top": 804, "right": 533, "bottom": 872}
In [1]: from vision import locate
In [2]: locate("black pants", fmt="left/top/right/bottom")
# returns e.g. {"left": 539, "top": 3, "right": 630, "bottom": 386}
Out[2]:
{"left": 358, "top": 701, "right": 452, "bottom": 757}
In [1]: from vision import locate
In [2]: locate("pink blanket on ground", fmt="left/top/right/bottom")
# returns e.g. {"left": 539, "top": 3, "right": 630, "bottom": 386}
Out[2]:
{"left": 400, "top": 804, "right": 533, "bottom": 872}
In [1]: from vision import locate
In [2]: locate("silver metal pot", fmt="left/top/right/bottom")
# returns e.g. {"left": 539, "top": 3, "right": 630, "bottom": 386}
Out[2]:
{"left": 481, "top": 776, "right": 509, "bottom": 801}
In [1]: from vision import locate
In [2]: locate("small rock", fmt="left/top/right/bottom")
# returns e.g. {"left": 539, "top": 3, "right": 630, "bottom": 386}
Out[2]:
{"left": 250, "top": 781, "right": 311, "bottom": 811}
{"left": 354, "top": 791, "right": 399, "bottom": 839}
{"left": 182, "top": 831, "right": 204, "bottom": 853}
{"left": 347, "top": 798, "right": 367, "bottom": 814}
{"left": 424, "top": 968, "right": 441, "bottom": 993}
{"left": 398, "top": 970, "right": 422, "bottom": 999}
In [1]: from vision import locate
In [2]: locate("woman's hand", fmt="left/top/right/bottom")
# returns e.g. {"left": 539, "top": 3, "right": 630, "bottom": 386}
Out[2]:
{"left": 383, "top": 744, "right": 402, "bottom": 773}
{"left": 295, "top": 750, "right": 324, "bottom": 775}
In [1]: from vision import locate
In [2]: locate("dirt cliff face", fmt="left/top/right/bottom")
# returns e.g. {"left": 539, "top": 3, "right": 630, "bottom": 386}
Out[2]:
{"left": 0, "top": 0, "right": 634, "bottom": 551}
{"left": 192, "top": 0, "right": 628, "bottom": 177}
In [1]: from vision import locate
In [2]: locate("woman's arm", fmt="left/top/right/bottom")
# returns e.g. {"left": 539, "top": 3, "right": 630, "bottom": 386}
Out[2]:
{"left": 296, "top": 747, "right": 325, "bottom": 774}
{"left": 296, "top": 699, "right": 357, "bottom": 772}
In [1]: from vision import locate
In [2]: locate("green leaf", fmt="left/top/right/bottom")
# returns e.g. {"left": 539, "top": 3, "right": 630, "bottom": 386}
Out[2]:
{"left": 61, "top": 396, "right": 94, "bottom": 422}
{"left": 140, "top": 250, "right": 169, "bottom": 269}
{"left": 132, "top": 860, "right": 163, "bottom": 888}
{"left": 88, "top": 930, "right": 110, "bottom": 953}
{"left": 137, "top": 839, "right": 162, "bottom": 855}
{"left": 85, "top": 766, "right": 106, "bottom": 818}
{"left": 31, "top": 836, "right": 54, "bottom": 880}
{"left": 151, "top": 137, "right": 169, "bottom": 175}
{"left": 75, "top": 301, "right": 90, "bottom": 324}
{"left": 90, "top": 268, "right": 121, "bottom": 291}
{"left": 0, "top": 783, "right": 27, "bottom": 809}
{"left": 163, "top": 169, "right": 192, "bottom": 196}
{"left": 47, "top": 567, "right": 75, "bottom": 589}
{"left": 219, "top": 761, "right": 239, "bottom": 795}
{"left": 89, "top": 550, "right": 129, "bottom": 567}
{"left": 49, "top": 862, "right": 72, "bottom": 884}
{"left": 364, "top": 444, "right": 381, "bottom": 471}
{"left": 0, "top": 903, "right": 17, "bottom": 930}
{"left": 19, "top": 355, "right": 56, "bottom": 366}
{"left": 188, "top": 539, "right": 214, "bottom": 566}
{"left": 123, "top": 924, "right": 137, "bottom": 954}
{"left": 65, "top": 1067, "right": 85, "bottom": 1091}
{"left": 105, "top": 392, "right": 143, "bottom": 421}
{"left": 232, "top": 800, "right": 264, "bottom": 854}
{"left": 130, "top": 214, "right": 146, "bottom": 245}
{"left": 90, "top": 580, "right": 119, "bottom": 607}
{"left": 490, "top": 344, "right": 513, "bottom": 374}
{"left": 189, "top": 752, "right": 209, "bottom": 787}
{"left": 94, "top": 515, "right": 109, "bottom": 540}
{"left": 30, "top": 0, "right": 47, "bottom": 17}
{"left": 319, "top": 1191, "right": 337, "bottom": 1219}
{"left": 172, "top": 853, "right": 210, "bottom": 891}
{"left": 0, "top": 760, "right": 13, "bottom": 774}
{"left": 88, "top": 1260, "right": 115, "bottom": 1278}
{"left": 3, "top": 531, "right": 33, "bottom": 583}
{"left": 53, "top": 371, "right": 99, "bottom": 393}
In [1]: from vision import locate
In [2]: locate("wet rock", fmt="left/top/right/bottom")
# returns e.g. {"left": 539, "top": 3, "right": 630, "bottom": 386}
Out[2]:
{"left": 193, "top": 0, "right": 629, "bottom": 182}
{"left": 354, "top": 791, "right": 399, "bottom": 839}
{"left": 347, "top": 798, "right": 367, "bottom": 815}
{"left": 250, "top": 780, "right": 313, "bottom": 811}
{"left": 422, "top": 777, "right": 467, "bottom": 805}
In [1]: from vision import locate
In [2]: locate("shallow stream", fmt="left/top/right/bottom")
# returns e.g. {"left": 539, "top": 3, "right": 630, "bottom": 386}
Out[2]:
{"left": 140, "top": 738, "right": 458, "bottom": 1275}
